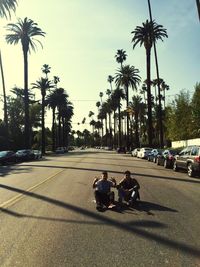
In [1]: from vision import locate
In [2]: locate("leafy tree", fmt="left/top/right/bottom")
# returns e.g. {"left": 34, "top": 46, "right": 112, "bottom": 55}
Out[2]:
{"left": 191, "top": 83, "right": 200, "bottom": 136}
{"left": 6, "top": 17, "right": 45, "bottom": 148}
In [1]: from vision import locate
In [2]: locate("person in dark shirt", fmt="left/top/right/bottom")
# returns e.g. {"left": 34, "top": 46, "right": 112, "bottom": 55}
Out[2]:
{"left": 117, "top": 170, "right": 140, "bottom": 206}
{"left": 93, "top": 171, "right": 116, "bottom": 210}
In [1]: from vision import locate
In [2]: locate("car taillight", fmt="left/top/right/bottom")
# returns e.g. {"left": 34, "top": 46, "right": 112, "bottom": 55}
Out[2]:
{"left": 194, "top": 156, "right": 200, "bottom": 163}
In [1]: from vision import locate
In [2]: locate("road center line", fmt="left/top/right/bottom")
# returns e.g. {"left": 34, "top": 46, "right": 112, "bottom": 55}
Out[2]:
{"left": 0, "top": 169, "right": 65, "bottom": 209}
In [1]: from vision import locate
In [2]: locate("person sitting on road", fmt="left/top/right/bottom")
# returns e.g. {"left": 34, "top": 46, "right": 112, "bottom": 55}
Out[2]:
{"left": 117, "top": 170, "right": 140, "bottom": 206}
{"left": 93, "top": 171, "right": 116, "bottom": 210}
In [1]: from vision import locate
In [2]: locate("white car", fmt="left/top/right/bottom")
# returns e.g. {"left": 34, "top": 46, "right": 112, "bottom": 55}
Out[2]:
{"left": 131, "top": 148, "right": 140, "bottom": 157}
{"left": 137, "top": 147, "right": 153, "bottom": 159}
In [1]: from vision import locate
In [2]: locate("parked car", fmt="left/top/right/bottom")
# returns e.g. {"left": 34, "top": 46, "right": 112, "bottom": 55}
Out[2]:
{"left": 15, "top": 149, "right": 35, "bottom": 162}
{"left": 137, "top": 147, "right": 153, "bottom": 159}
{"left": 0, "top": 151, "right": 17, "bottom": 165}
{"left": 173, "top": 145, "right": 200, "bottom": 177}
{"left": 157, "top": 149, "right": 179, "bottom": 168}
{"left": 117, "top": 147, "right": 126, "bottom": 154}
{"left": 55, "top": 147, "right": 65, "bottom": 154}
{"left": 147, "top": 149, "right": 163, "bottom": 162}
{"left": 33, "top": 150, "right": 42, "bottom": 159}
{"left": 131, "top": 148, "right": 140, "bottom": 157}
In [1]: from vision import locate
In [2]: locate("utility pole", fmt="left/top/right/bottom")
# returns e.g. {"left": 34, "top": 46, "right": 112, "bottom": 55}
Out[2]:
{"left": 147, "top": 0, "right": 164, "bottom": 148}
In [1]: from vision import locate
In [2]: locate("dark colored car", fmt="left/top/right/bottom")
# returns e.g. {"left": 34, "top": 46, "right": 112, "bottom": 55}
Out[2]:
{"left": 173, "top": 145, "right": 200, "bottom": 177}
{"left": 0, "top": 151, "right": 17, "bottom": 165}
{"left": 157, "top": 149, "right": 179, "bottom": 168}
{"left": 15, "top": 149, "right": 35, "bottom": 162}
{"left": 117, "top": 147, "right": 126, "bottom": 154}
{"left": 147, "top": 149, "right": 163, "bottom": 162}
{"left": 33, "top": 150, "right": 42, "bottom": 159}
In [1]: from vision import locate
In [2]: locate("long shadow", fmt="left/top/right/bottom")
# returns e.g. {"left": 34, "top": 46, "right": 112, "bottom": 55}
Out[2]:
{"left": 0, "top": 165, "right": 32, "bottom": 178}
{"left": 0, "top": 207, "right": 167, "bottom": 230}
{"left": 0, "top": 183, "right": 199, "bottom": 258}
{"left": 21, "top": 164, "right": 200, "bottom": 185}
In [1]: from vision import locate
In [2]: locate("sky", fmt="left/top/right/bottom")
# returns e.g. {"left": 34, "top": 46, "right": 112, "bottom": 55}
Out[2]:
{"left": 0, "top": 0, "right": 199, "bottom": 132}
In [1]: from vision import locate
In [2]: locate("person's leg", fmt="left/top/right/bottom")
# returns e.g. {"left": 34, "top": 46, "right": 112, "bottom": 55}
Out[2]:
{"left": 118, "top": 188, "right": 125, "bottom": 203}
{"left": 94, "top": 191, "right": 103, "bottom": 208}
{"left": 109, "top": 191, "right": 115, "bottom": 204}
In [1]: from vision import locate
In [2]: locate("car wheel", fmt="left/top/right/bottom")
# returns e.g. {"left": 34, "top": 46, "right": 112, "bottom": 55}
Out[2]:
{"left": 164, "top": 160, "right": 168, "bottom": 168}
{"left": 173, "top": 161, "right": 178, "bottom": 172}
{"left": 187, "top": 163, "right": 194, "bottom": 177}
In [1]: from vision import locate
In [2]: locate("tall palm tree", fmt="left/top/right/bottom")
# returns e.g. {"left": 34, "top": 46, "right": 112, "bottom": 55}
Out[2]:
{"left": 6, "top": 17, "right": 45, "bottom": 148}
{"left": 115, "top": 49, "right": 127, "bottom": 69}
{"left": 115, "top": 64, "right": 141, "bottom": 150}
{"left": 42, "top": 64, "right": 51, "bottom": 78}
{"left": 112, "top": 88, "right": 126, "bottom": 147}
{"left": 107, "top": 75, "right": 114, "bottom": 92}
{"left": 196, "top": 0, "right": 200, "bottom": 21}
{"left": 53, "top": 76, "right": 60, "bottom": 88}
{"left": 130, "top": 95, "right": 144, "bottom": 147}
{"left": 131, "top": 19, "right": 167, "bottom": 146}
{"left": 0, "top": 0, "right": 17, "bottom": 18}
{"left": 99, "top": 92, "right": 103, "bottom": 104}
{"left": 32, "top": 78, "right": 54, "bottom": 154}
{"left": 0, "top": 0, "right": 18, "bottom": 148}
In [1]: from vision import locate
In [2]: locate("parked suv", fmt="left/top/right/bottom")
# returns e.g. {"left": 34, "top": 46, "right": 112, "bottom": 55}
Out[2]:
{"left": 173, "top": 145, "right": 200, "bottom": 177}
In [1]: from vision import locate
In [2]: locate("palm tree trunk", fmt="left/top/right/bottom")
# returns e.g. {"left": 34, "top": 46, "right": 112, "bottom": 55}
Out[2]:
{"left": 23, "top": 49, "right": 30, "bottom": 148}
{"left": 0, "top": 50, "right": 9, "bottom": 149}
{"left": 196, "top": 0, "right": 200, "bottom": 21}
{"left": 126, "top": 86, "right": 130, "bottom": 150}
{"left": 146, "top": 48, "right": 153, "bottom": 146}
{"left": 118, "top": 106, "right": 122, "bottom": 147}
{"left": 135, "top": 112, "right": 140, "bottom": 147}
{"left": 147, "top": 0, "right": 164, "bottom": 147}
{"left": 41, "top": 94, "right": 45, "bottom": 154}
{"left": 52, "top": 108, "right": 55, "bottom": 151}
{"left": 113, "top": 111, "right": 116, "bottom": 148}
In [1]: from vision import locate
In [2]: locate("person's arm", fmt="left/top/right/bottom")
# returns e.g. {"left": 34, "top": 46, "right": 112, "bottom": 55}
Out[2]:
{"left": 132, "top": 178, "right": 140, "bottom": 190}
{"left": 116, "top": 179, "right": 124, "bottom": 189}
{"left": 92, "top": 177, "right": 99, "bottom": 188}
{"left": 110, "top": 177, "right": 117, "bottom": 187}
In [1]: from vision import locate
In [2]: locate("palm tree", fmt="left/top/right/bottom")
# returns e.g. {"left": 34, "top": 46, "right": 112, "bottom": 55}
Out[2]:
{"left": 32, "top": 78, "right": 54, "bottom": 154}
{"left": 196, "top": 0, "right": 200, "bottom": 21}
{"left": 99, "top": 92, "right": 103, "bottom": 104}
{"left": 42, "top": 64, "right": 51, "bottom": 78}
{"left": 53, "top": 76, "right": 60, "bottom": 88}
{"left": 115, "top": 49, "right": 127, "bottom": 69}
{"left": 112, "top": 88, "right": 126, "bottom": 147}
{"left": 0, "top": 0, "right": 18, "bottom": 148}
{"left": 130, "top": 95, "right": 144, "bottom": 147}
{"left": 0, "top": 0, "right": 17, "bottom": 18}
{"left": 107, "top": 75, "right": 114, "bottom": 92}
{"left": 131, "top": 19, "right": 167, "bottom": 146}
{"left": 6, "top": 17, "right": 45, "bottom": 148}
{"left": 115, "top": 65, "right": 141, "bottom": 150}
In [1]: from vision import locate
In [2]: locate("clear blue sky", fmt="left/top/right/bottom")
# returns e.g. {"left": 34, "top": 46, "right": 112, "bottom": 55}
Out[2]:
{"left": 0, "top": 0, "right": 199, "bottom": 131}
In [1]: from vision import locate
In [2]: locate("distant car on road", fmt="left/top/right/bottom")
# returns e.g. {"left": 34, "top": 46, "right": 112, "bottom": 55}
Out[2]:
{"left": 55, "top": 147, "right": 65, "bottom": 154}
{"left": 147, "top": 149, "right": 163, "bottom": 162}
{"left": 173, "top": 145, "right": 200, "bottom": 177}
{"left": 0, "top": 151, "right": 17, "bottom": 165}
{"left": 137, "top": 147, "right": 153, "bottom": 159}
{"left": 15, "top": 149, "right": 35, "bottom": 162}
{"left": 157, "top": 149, "right": 179, "bottom": 168}
{"left": 131, "top": 148, "right": 140, "bottom": 157}
{"left": 33, "top": 150, "right": 42, "bottom": 159}
{"left": 117, "top": 147, "right": 126, "bottom": 154}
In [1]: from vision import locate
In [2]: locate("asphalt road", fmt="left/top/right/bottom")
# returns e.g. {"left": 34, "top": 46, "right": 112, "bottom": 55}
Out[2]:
{"left": 0, "top": 149, "right": 200, "bottom": 267}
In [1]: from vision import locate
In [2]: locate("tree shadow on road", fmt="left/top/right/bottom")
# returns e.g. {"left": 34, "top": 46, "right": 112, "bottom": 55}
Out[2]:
{"left": 0, "top": 183, "right": 200, "bottom": 259}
